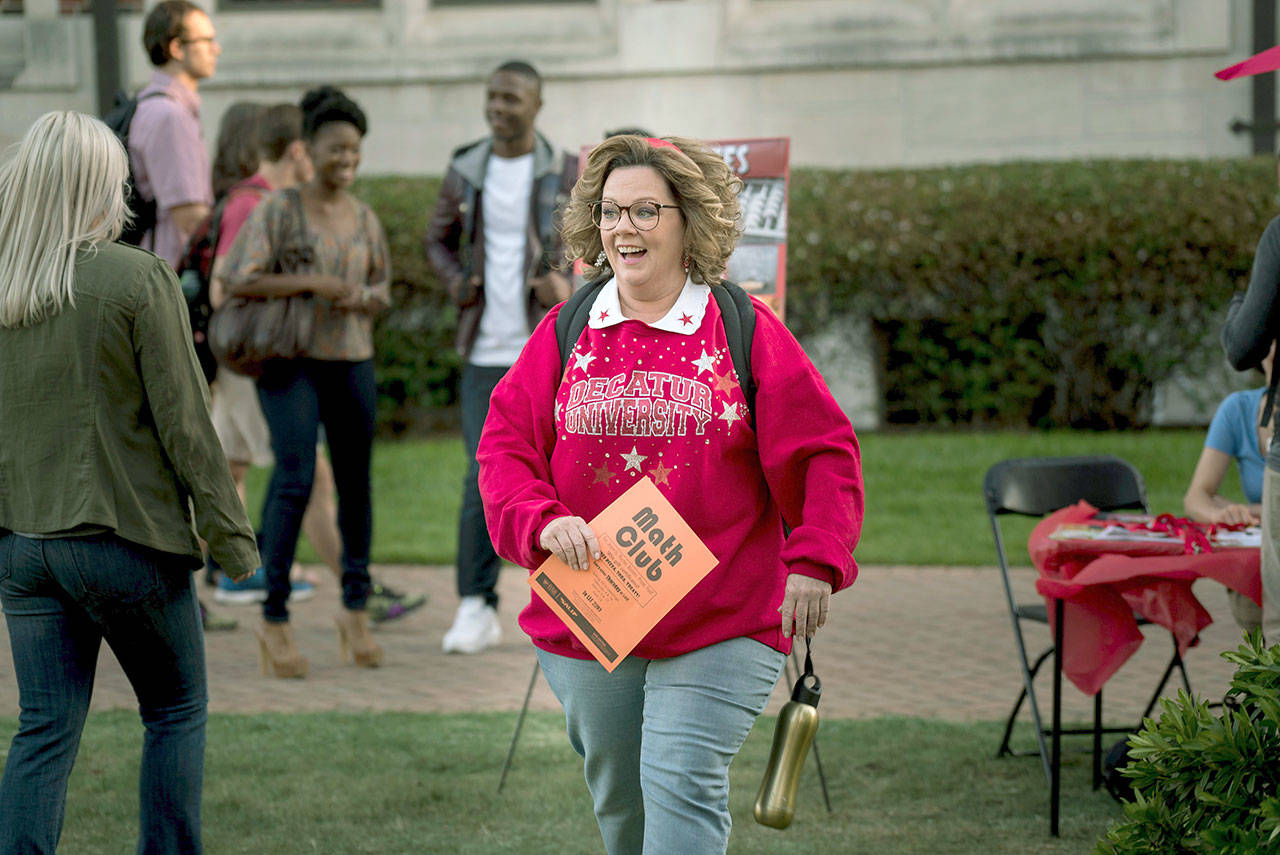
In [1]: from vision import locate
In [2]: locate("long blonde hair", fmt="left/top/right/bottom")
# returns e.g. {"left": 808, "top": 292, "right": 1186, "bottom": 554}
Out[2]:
{"left": 0, "top": 111, "right": 130, "bottom": 328}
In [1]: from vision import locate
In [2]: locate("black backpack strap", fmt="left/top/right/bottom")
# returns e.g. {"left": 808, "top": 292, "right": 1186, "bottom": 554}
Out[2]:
{"left": 201, "top": 179, "right": 264, "bottom": 274}
{"left": 1263, "top": 341, "right": 1280, "bottom": 429}
{"left": 556, "top": 276, "right": 610, "bottom": 377}
{"left": 712, "top": 281, "right": 757, "bottom": 416}
{"left": 124, "top": 89, "right": 171, "bottom": 134}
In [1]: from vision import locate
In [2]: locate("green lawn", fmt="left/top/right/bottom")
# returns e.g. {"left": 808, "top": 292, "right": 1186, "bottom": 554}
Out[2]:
{"left": 250, "top": 428, "right": 1223, "bottom": 567}
{"left": 0, "top": 711, "right": 1122, "bottom": 854}
{"left": 5, "top": 429, "right": 1224, "bottom": 853}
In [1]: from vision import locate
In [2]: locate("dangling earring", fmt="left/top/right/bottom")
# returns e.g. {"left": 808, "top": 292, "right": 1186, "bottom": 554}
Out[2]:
{"left": 681, "top": 254, "right": 691, "bottom": 273}
{"left": 595, "top": 250, "right": 608, "bottom": 267}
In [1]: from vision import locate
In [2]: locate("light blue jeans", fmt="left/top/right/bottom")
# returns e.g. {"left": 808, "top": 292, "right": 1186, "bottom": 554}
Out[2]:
{"left": 537, "top": 637, "right": 785, "bottom": 855}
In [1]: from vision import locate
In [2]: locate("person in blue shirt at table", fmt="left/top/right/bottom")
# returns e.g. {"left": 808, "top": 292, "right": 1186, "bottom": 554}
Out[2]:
{"left": 1184, "top": 343, "right": 1274, "bottom": 631}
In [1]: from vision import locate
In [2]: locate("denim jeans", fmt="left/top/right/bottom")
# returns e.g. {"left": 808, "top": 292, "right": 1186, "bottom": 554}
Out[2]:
{"left": 257, "top": 358, "right": 375, "bottom": 622}
{"left": 1261, "top": 467, "right": 1280, "bottom": 641}
{"left": 537, "top": 638, "right": 786, "bottom": 855}
{"left": 457, "top": 363, "right": 508, "bottom": 609}
{"left": 0, "top": 532, "right": 207, "bottom": 855}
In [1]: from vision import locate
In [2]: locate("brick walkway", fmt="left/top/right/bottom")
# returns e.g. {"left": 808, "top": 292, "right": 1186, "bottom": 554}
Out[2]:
{"left": 0, "top": 565, "right": 1248, "bottom": 725}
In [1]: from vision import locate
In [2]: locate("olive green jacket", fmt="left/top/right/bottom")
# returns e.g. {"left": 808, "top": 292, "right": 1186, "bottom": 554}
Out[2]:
{"left": 0, "top": 241, "right": 258, "bottom": 576}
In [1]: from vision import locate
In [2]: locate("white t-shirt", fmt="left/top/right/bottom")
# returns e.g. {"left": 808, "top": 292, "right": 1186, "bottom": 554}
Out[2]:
{"left": 471, "top": 152, "right": 535, "bottom": 367}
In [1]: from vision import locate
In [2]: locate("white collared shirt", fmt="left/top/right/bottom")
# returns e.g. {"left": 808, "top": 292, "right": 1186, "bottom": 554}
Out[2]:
{"left": 587, "top": 276, "right": 710, "bottom": 335}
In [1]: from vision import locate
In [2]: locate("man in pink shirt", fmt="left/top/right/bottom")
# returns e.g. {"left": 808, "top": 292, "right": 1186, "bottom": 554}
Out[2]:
{"left": 128, "top": 0, "right": 220, "bottom": 268}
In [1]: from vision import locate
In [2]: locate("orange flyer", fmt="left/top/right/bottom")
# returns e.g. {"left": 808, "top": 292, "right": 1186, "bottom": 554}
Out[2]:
{"left": 528, "top": 477, "right": 718, "bottom": 672}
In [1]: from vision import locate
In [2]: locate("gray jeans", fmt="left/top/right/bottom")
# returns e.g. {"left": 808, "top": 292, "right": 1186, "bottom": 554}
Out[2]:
{"left": 1258, "top": 466, "right": 1280, "bottom": 640}
{"left": 537, "top": 638, "right": 786, "bottom": 855}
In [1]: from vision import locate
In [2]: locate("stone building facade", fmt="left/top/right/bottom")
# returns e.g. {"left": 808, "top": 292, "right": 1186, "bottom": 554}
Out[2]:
{"left": 0, "top": 0, "right": 1262, "bottom": 172}
{"left": 0, "top": 0, "right": 1267, "bottom": 427}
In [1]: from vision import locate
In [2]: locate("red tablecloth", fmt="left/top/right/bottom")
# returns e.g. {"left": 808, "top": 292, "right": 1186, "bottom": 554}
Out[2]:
{"left": 1027, "top": 501, "right": 1261, "bottom": 695}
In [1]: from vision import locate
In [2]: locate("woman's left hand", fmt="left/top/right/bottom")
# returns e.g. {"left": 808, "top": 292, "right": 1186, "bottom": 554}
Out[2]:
{"left": 334, "top": 282, "right": 391, "bottom": 314}
{"left": 779, "top": 573, "right": 832, "bottom": 640}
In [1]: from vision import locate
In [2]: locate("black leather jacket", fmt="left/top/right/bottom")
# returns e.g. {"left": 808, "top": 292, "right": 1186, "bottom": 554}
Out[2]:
{"left": 423, "top": 131, "right": 575, "bottom": 360}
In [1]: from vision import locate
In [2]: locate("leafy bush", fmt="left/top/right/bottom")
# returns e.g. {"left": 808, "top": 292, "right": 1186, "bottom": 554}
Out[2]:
{"left": 355, "top": 176, "right": 462, "bottom": 436}
{"left": 358, "top": 158, "right": 1279, "bottom": 434}
{"left": 788, "top": 159, "right": 1277, "bottom": 427}
{"left": 1094, "top": 633, "right": 1280, "bottom": 855}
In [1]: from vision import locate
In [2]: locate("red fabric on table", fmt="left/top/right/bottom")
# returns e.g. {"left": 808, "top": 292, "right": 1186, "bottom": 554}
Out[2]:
{"left": 1027, "top": 501, "right": 1260, "bottom": 696}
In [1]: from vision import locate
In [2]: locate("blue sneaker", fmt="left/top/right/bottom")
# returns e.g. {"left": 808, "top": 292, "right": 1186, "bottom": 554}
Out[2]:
{"left": 215, "top": 568, "right": 315, "bottom": 604}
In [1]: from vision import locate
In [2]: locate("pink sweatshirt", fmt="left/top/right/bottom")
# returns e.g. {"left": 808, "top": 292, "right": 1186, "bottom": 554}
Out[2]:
{"left": 477, "top": 280, "right": 863, "bottom": 660}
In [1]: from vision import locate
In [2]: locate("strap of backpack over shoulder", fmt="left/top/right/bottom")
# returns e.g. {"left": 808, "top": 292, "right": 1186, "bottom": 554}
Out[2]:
{"left": 711, "top": 281, "right": 757, "bottom": 416}
{"left": 1263, "top": 339, "right": 1280, "bottom": 429}
{"left": 556, "top": 275, "right": 610, "bottom": 377}
{"left": 204, "top": 179, "right": 266, "bottom": 261}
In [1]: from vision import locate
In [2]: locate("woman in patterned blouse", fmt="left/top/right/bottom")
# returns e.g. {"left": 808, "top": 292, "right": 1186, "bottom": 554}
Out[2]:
{"left": 221, "top": 86, "right": 391, "bottom": 677}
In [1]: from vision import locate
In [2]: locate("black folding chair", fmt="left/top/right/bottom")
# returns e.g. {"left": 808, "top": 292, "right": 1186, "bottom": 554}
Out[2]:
{"left": 983, "top": 455, "right": 1192, "bottom": 836}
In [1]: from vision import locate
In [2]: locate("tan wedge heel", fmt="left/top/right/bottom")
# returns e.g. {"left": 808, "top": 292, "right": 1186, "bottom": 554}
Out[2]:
{"left": 255, "top": 622, "right": 308, "bottom": 678}
{"left": 334, "top": 610, "right": 382, "bottom": 668}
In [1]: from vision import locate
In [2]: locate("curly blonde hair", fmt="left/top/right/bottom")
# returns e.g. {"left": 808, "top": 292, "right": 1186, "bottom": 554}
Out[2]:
{"left": 562, "top": 135, "right": 742, "bottom": 286}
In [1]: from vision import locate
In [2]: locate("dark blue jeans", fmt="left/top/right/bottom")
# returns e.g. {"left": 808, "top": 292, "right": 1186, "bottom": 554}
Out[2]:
{"left": 257, "top": 358, "right": 375, "bottom": 622}
{"left": 0, "top": 532, "right": 207, "bottom": 855}
{"left": 458, "top": 363, "right": 508, "bottom": 609}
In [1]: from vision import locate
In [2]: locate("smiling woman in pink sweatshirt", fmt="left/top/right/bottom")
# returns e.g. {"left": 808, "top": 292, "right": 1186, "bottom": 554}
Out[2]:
{"left": 478, "top": 134, "right": 863, "bottom": 855}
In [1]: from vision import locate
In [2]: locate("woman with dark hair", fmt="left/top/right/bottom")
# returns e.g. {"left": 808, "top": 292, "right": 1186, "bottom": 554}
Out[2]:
{"left": 0, "top": 111, "right": 257, "bottom": 853}
{"left": 221, "top": 86, "right": 391, "bottom": 677}
{"left": 211, "top": 101, "right": 266, "bottom": 200}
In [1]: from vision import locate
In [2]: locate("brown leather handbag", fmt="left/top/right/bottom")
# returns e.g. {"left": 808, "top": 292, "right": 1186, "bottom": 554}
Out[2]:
{"left": 208, "top": 187, "right": 316, "bottom": 377}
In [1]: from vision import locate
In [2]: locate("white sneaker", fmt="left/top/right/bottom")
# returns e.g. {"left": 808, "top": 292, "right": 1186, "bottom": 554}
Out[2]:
{"left": 442, "top": 595, "right": 502, "bottom": 654}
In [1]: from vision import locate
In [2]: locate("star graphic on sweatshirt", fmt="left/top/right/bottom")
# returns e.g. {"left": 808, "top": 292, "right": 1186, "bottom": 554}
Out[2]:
{"left": 573, "top": 349, "right": 597, "bottom": 373}
{"left": 597, "top": 309, "right": 610, "bottom": 322}
{"left": 718, "top": 401, "right": 742, "bottom": 427}
{"left": 713, "top": 369, "right": 737, "bottom": 394}
{"left": 649, "top": 462, "right": 674, "bottom": 485}
{"left": 690, "top": 348, "right": 717, "bottom": 375}
{"left": 680, "top": 312, "right": 694, "bottom": 326}
{"left": 593, "top": 464, "right": 615, "bottom": 485}
{"left": 621, "top": 446, "right": 647, "bottom": 472}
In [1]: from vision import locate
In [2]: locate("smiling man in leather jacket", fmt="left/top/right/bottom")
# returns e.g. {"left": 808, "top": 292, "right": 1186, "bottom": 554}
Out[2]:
{"left": 424, "top": 59, "right": 575, "bottom": 654}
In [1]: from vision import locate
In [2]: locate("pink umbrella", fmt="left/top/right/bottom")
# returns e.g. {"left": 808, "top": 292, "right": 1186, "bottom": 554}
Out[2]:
{"left": 1216, "top": 44, "right": 1280, "bottom": 79}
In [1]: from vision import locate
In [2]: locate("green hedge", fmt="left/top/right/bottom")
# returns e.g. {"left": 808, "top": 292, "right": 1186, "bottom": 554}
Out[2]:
{"left": 356, "top": 176, "right": 458, "bottom": 435}
{"left": 358, "top": 157, "right": 1279, "bottom": 434}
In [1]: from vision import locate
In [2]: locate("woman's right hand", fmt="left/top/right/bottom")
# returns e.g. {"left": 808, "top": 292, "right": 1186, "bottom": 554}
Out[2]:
{"left": 539, "top": 516, "right": 600, "bottom": 571}
{"left": 1209, "top": 503, "right": 1261, "bottom": 525}
{"left": 309, "top": 275, "right": 356, "bottom": 301}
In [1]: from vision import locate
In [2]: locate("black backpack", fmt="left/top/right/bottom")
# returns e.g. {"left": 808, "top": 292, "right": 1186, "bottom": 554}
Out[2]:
{"left": 554, "top": 276, "right": 759, "bottom": 416}
{"left": 175, "top": 179, "right": 265, "bottom": 385}
{"left": 103, "top": 89, "right": 168, "bottom": 247}
{"left": 1101, "top": 735, "right": 1137, "bottom": 802}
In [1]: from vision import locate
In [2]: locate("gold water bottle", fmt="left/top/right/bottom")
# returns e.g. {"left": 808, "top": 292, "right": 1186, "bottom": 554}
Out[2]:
{"left": 753, "top": 647, "right": 821, "bottom": 829}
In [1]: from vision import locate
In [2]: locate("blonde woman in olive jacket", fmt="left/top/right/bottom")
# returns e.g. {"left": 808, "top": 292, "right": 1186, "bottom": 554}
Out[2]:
{"left": 0, "top": 111, "right": 258, "bottom": 854}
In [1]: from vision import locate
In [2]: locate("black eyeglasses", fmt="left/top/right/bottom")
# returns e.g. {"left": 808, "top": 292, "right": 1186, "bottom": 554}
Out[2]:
{"left": 181, "top": 35, "right": 218, "bottom": 45}
{"left": 589, "top": 200, "right": 680, "bottom": 231}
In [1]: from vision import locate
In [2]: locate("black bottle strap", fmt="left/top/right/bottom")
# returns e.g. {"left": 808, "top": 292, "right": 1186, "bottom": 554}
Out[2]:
{"left": 792, "top": 637, "right": 822, "bottom": 706}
